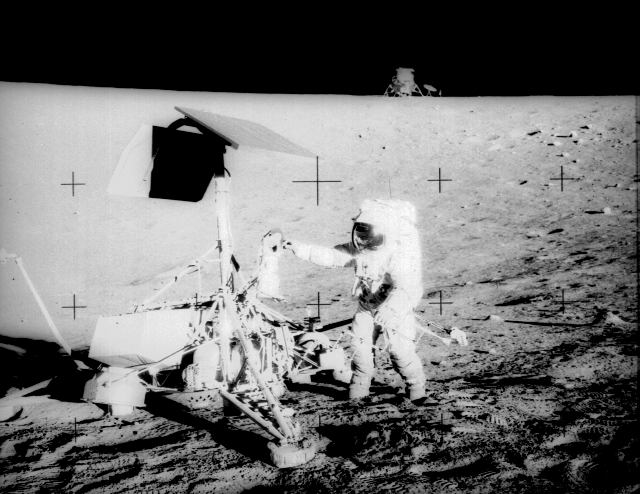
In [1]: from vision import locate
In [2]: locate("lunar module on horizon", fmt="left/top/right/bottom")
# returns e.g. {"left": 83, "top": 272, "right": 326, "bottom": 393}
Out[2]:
{"left": 384, "top": 67, "right": 440, "bottom": 97}
{"left": 82, "top": 108, "right": 352, "bottom": 467}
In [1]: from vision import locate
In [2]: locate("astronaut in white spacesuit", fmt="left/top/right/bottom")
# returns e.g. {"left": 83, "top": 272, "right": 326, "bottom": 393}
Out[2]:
{"left": 284, "top": 199, "right": 427, "bottom": 403}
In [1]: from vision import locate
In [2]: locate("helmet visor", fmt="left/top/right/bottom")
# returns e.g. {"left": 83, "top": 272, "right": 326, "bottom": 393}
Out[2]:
{"left": 352, "top": 222, "right": 385, "bottom": 251}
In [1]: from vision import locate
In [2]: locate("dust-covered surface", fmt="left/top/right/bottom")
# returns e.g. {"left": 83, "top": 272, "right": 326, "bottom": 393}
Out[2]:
{"left": 0, "top": 87, "right": 638, "bottom": 492}
{"left": 1, "top": 315, "right": 637, "bottom": 493}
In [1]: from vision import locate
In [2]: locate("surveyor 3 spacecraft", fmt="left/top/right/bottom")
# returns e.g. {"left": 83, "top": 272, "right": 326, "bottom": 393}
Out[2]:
{"left": 83, "top": 108, "right": 352, "bottom": 467}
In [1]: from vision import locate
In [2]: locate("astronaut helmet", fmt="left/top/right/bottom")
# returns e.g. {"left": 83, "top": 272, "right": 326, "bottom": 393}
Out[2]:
{"left": 351, "top": 199, "right": 415, "bottom": 252}
{"left": 351, "top": 200, "right": 394, "bottom": 252}
{"left": 351, "top": 222, "right": 385, "bottom": 251}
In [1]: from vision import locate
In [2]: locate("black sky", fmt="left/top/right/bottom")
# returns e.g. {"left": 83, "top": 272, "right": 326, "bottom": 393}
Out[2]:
{"left": 1, "top": 15, "right": 637, "bottom": 96}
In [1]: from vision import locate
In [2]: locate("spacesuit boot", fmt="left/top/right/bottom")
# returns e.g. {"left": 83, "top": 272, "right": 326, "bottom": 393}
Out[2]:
{"left": 348, "top": 380, "right": 371, "bottom": 400}
{"left": 386, "top": 323, "right": 427, "bottom": 403}
{"left": 398, "top": 358, "right": 426, "bottom": 403}
{"left": 407, "top": 383, "right": 426, "bottom": 402}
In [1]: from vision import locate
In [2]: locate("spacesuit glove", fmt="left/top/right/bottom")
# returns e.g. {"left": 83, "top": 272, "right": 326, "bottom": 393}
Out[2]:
{"left": 282, "top": 240, "right": 311, "bottom": 260}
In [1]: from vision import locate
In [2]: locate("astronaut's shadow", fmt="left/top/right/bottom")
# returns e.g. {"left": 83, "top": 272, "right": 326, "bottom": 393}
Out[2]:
{"left": 284, "top": 371, "right": 397, "bottom": 400}
{"left": 145, "top": 393, "right": 271, "bottom": 464}
{"left": 285, "top": 371, "right": 348, "bottom": 400}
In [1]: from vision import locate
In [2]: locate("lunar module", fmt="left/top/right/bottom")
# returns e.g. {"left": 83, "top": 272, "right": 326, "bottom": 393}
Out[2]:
{"left": 81, "top": 108, "right": 352, "bottom": 467}
{"left": 384, "top": 67, "right": 424, "bottom": 97}
{"left": 384, "top": 67, "right": 440, "bottom": 97}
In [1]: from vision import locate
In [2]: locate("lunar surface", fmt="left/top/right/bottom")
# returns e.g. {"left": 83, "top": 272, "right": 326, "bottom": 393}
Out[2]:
{"left": 0, "top": 84, "right": 637, "bottom": 493}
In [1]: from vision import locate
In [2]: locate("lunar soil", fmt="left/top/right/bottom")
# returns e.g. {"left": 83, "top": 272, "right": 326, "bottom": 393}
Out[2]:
{"left": 0, "top": 93, "right": 637, "bottom": 493}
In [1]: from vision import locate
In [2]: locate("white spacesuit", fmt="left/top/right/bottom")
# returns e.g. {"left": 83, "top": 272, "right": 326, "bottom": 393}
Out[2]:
{"left": 284, "top": 199, "right": 426, "bottom": 402}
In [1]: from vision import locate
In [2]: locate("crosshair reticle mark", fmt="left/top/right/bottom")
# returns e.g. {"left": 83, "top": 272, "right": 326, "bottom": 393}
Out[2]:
{"left": 428, "top": 290, "right": 453, "bottom": 315}
{"left": 61, "top": 294, "right": 87, "bottom": 320}
{"left": 292, "top": 156, "right": 341, "bottom": 206}
{"left": 550, "top": 166, "right": 578, "bottom": 191}
{"left": 427, "top": 168, "right": 453, "bottom": 193}
{"left": 557, "top": 288, "right": 583, "bottom": 313}
{"left": 306, "top": 291, "right": 332, "bottom": 319}
{"left": 491, "top": 279, "right": 506, "bottom": 289}
{"left": 60, "top": 172, "right": 86, "bottom": 197}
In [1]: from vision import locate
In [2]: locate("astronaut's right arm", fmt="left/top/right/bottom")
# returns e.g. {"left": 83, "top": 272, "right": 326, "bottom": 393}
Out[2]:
{"left": 284, "top": 240, "right": 355, "bottom": 268}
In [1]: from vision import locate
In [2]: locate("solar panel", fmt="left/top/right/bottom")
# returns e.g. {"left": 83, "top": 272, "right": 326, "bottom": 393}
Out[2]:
{"left": 176, "top": 107, "right": 316, "bottom": 158}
